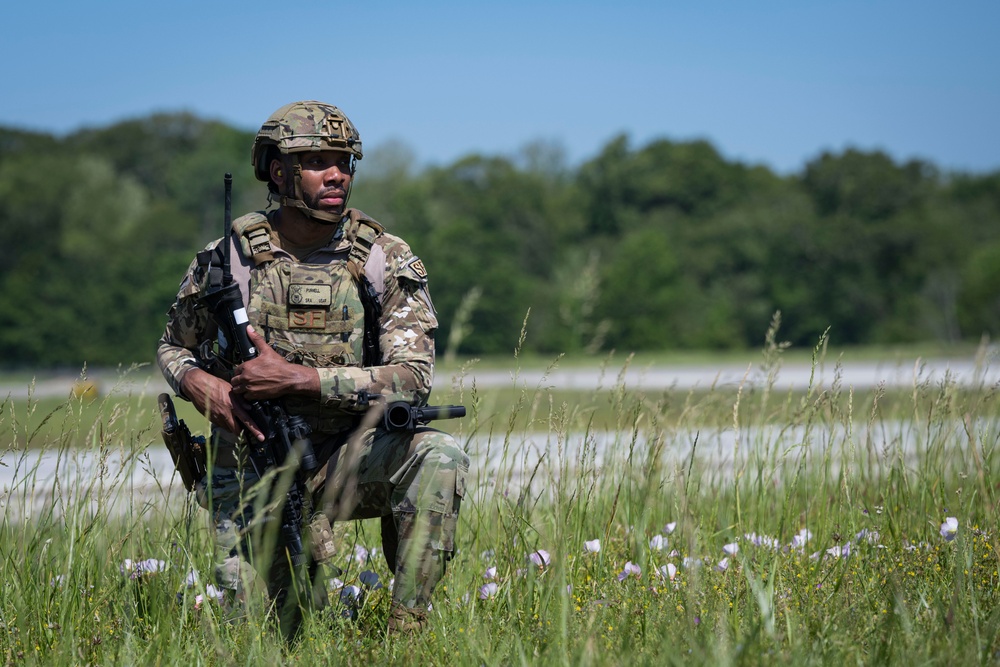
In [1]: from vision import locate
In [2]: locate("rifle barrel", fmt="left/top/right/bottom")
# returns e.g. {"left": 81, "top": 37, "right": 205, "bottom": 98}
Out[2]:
{"left": 223, "top": 172, "right": 233, "bottom": 283}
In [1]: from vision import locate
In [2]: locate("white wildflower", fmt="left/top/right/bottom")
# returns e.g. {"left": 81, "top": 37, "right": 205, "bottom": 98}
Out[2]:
{"left": 940, "top": 517, "right": 959, "bottom": 542}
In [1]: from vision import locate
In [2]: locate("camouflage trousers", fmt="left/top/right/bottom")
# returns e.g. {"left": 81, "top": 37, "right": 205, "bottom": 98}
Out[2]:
{"left": 197, "top": 425, "right": 468, "bottom": 624}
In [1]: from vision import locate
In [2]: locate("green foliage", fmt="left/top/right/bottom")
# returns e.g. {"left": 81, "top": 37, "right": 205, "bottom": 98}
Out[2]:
{"left": 958, "top": 240, "right": 1000, "bottom": 338}
{"left": 0, "top": 114, "right": 999, "bottom": 368}
{"left": 598, "top": 222, "right": 691, "bottom": 349}
{"left": 801, "top": 149, "right": 936, "bottom": 221}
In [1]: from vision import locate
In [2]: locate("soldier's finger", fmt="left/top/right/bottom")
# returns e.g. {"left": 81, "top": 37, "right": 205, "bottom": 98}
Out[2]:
{"left": 246, "top": 325, "right": 266, "bottom": 346}
{"left": 232, "top": 401, "right": 265, "bottom": 442}
{"left": 246, "top": 421, "right": 266, "bottom": 442}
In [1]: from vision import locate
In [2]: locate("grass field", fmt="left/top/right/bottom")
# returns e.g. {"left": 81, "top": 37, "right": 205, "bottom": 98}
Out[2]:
{"left": 1, "top": 338, "right": 999, "bottom": 665}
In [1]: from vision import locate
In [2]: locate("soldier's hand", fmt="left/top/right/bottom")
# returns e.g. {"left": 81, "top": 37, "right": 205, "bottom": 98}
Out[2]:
{"left": 180, "top": 368, "right": 265, "bottom": 442}
{"left": 230, "top": 327, "right": 321, "bottom": 401}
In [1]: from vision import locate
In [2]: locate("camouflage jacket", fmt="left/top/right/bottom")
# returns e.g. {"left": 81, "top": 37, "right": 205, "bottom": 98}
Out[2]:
{"left": 156, "top": 208, "right": 438, "bottom": 435}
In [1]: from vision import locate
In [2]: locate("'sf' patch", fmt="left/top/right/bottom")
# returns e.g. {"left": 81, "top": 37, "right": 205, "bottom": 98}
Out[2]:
{"left": 407, "top": 257, "right": 427, "bottom": 279}
{"left": 289, "top": 310, "right": 327, "bottom": 329}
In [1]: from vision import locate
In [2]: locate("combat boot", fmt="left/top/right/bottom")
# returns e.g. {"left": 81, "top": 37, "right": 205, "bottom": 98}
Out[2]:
{"left": 386, "top": 603, "right": 428, "bottom": 635}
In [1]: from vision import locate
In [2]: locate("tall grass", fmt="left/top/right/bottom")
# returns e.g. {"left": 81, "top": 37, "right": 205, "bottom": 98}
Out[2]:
{"left": 1, "top": 333, "right": 999, "bottom": 665}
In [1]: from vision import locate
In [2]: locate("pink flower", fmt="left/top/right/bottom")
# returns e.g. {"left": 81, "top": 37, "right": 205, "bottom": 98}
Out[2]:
{"left": 791, "top": 528, "right": 813, "bottom": 549}
{"left": 206, "top": 584, "right": 224, "bottom": 605}
{"left": 617, "top": 561, "right": 641, "bottom": 582}
{"left": 744, "top": 532, "right": 780, "bottom": 549}
{"left": 584, "top": 539, "right": 602, "bottom": 554}
{"left": 192, "top": 585, "right": 224, "bottom": 611}
{"left": 479, "top": 582, "right": 499, "bottom": 599}
{"left": 940, "top": 517, "right": 959, "bottom": 542}
{"left": 528, "top": 550, "right": 551, "bottom": 568}
{"left": 120, "top": 558, "right": 168, "bottom": 580}
{"left": 359, "top": 570, "right": 382, "bottom": 589}
{"left": 825, "top": 544, "right": 851, "bottom": 559}
{"left": 649, "top": 535, "right": 667, "bottom": 551}
{"left": 340, "top": 585, "right": 362, "bottom": 602}
{"left": 855, "top": 529, "right": 880, "bottom": 545}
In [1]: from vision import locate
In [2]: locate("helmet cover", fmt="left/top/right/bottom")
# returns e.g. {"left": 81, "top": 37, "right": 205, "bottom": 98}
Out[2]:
{"left": 251, "top": 101, "right": 363, "bottom": 223}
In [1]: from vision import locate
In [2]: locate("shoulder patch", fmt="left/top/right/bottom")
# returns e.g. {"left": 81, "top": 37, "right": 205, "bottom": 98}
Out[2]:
{"left": 396, "top": 255, "right": 430, "bottom": 287}
{"left": 408, "top": 257, "right": 427, "bottom": 279}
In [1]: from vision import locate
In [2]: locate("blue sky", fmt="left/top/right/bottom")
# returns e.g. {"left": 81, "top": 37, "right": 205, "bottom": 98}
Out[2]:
{"left": 3, "top": 1, "right": 998, "bottom": 174}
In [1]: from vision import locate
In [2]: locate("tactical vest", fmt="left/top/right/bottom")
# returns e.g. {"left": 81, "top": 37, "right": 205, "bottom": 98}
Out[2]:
{"left": 229, "top": 210, "right": 383, "bottom": 433}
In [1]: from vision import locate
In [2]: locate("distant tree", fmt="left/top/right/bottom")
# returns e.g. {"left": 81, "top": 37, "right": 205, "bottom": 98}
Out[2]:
{"left": 0, "top": 127, "right": 59, "bottom": 163}
{"left": 958, "top": 240, "right": 1000, "bottom": 340}
{"left": 349, "top": 139, "right": 420, "bottom": 234}
{"left": 0, "top": 151, "right": 200, "bottom": 366}
{"left": 784, "top": 150, "right": 951, "bottom": 345}
{"left": 597, "top": 222, "right": 693, "bottom": 349}
{"left": 414, "top": 154, "right": 583, "bottom": 354}
{"left": 801, "top": 149, "right": 936, "bottom": 221}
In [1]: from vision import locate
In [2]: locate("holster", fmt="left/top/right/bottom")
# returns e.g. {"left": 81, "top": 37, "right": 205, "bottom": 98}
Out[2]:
{"left": 307, "top": 513, "right": 337, "bottom": 563}
{"left": 158, "top": 393, "right": 207, "bottom": 492}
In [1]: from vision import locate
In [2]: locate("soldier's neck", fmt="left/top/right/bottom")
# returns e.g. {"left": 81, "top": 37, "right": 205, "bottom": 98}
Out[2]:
{"left": 272, "top": 207, "right": 341, "bottom": 249}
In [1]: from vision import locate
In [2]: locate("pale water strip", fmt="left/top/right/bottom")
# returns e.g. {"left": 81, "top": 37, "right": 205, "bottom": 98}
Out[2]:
{"left": 3, "top": 415, "right": 995, "bottom": 522}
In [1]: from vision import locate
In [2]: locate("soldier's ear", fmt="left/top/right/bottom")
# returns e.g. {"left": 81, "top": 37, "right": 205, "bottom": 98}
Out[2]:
{"left": 270, "top": 159, "right": 284, "bottom": 186}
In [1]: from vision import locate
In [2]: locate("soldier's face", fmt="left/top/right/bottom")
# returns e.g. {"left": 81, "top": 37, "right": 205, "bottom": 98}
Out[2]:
{"left": 275, "top": 151, "right": 353, "bottom": 215}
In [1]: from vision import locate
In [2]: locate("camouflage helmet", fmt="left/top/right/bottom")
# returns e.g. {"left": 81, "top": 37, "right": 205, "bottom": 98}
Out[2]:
{"left": 251, "top": 101, "right": 363, "bottom": 182}
{"left": 251, "top": 101, "right": 363, "bottom": 224}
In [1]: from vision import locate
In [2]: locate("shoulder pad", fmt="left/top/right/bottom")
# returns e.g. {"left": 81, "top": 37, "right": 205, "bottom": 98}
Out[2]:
{"left": 351, "top": 208, "right": 385, "bottom": 235}
{"left": 231, "top": 211, "right": 274, "bottom": 265}
{"left": 345, "top": 210, "right": 383, "bottom": 270}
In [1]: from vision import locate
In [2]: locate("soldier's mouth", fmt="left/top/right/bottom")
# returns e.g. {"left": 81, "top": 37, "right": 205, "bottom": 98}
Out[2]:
{"left": 318, "top": 190, "right": 346, "bottom": 205}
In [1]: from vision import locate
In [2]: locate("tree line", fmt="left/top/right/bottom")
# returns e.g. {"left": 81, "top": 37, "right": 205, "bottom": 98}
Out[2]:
{"left": 1, "top": 113, "right": 998, "bottom": 368}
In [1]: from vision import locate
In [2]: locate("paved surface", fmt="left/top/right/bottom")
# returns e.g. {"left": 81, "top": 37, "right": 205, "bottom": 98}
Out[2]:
{"left": 4, "top": 415, "right": 987, "bottom": 521}
{"left": 451, "top": 356, "right": 1000, "bottom": 393}
{"left": 4, "top": 354, "right": 998, "bottom": 401}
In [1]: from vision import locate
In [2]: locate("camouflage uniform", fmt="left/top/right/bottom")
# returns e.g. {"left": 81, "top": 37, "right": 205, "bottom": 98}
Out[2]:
{"left": 156, "top": 205, "right": 468, "bottom": 630}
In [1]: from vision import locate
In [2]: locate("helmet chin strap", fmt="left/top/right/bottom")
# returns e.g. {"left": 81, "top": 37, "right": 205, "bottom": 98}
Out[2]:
{"left": 278, "top": 155, "right": 349, "bottom": 226}
{"left": 279, "top": 196, "right": 344, "bottom": 225}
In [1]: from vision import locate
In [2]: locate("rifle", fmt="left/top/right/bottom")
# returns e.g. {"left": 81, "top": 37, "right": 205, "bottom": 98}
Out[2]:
{"left": 383, "top": 401, "right": 466, "bottom": 431}
{"left": 357, "top": 392, "right": 466, "bottom": 431}
{"left": 195, "top": 173, "right": 317, "bottom": 567}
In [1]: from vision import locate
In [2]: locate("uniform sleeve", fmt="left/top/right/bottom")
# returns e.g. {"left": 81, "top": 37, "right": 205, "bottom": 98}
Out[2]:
{"left": 156, "top": 255, "right": 216, "bottom": 398}
{"left": 316, "top": 236, "right": 438, "bottom": 408}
